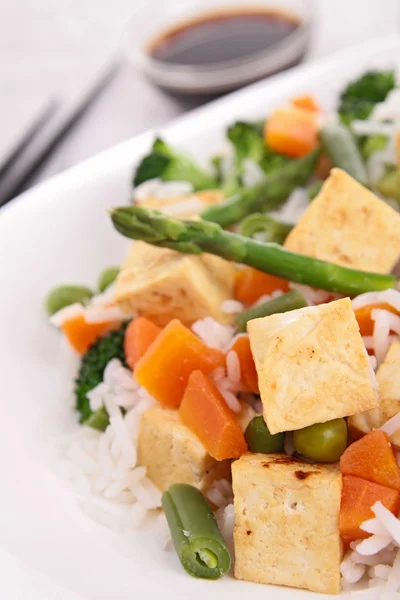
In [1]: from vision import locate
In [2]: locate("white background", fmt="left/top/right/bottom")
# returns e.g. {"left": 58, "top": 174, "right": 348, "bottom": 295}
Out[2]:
{"left": 1, "top": 0, "right": 399, "bottom": 182}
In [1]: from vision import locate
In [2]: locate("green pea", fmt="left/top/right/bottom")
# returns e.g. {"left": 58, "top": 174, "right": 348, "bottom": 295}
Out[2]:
{"left": 45, "top": 285, "right": 93, "bottom": 316}
{"left": 293, "top": 418, "right": 348, "bottom": 463}
{"left": 98, "top": 267, "right": 119, "bottom": 293}
{"left": 245, "top": 416, "right": 285, "bottom": 454}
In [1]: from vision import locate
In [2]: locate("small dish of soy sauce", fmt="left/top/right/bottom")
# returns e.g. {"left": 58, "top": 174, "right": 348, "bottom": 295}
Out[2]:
{"left": 123, "top": 0, "right": 311, "bottom": 95}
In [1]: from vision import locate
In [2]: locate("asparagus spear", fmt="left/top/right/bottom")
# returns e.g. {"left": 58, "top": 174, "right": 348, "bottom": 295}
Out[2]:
{"left": 110, "top": 206, "right": 396, "bottom": 296}
{"left": 200, "top": 147, "right": 321, "bottom": 227}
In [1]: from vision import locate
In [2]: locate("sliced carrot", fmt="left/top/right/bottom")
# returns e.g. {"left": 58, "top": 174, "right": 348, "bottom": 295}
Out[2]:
{"left": 230, "top": 336, "right": 259, "bottom": 394}
{"left": 124, "top": 317, "right": 161, "bottom": 370}
{"left": 61, "top": 316, "right": 118, "bottom": 355}
{"left": 340, "top": 475, "right": 400, "bottom": 539}
{"left": 291, "top": 94, "right": 321, "bottom": 113}
{"left": 264, "top": 105, "right": 319, "bottom": 158}
{"left": 340, "top": 430, "right": 400, "bottom": 491}
{"left": 180, "top": 370, "right": 248, "bottom": 460}
{"left": 234, "top": 267, "right": 289, "bottom": 305}
{"left": 134, "top": 319, "right": 225, "bottom": 409}
{"left": 354, "top": 303, "right": 399, "bottom": 336}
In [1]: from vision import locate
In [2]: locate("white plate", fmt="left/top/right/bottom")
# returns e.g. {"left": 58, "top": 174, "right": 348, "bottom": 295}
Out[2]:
{"left": 1, "top": 34, "right": 400, "bottom": 600}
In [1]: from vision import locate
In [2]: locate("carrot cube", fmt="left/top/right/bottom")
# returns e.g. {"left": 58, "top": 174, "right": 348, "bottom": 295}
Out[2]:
{"left": 180, "top": 370, "right": 248, "bottom": 460}
{"left": 134, "top": 319, "right": 225, "bottom": 408}
{"left": 340, "top": 430, "right": 400, "bottom": 491}
{"left": 124, "top": 317, "right": 161, "bottom": 370}
{"left": 340, "top": 475, "right": 400, "bottom": 539}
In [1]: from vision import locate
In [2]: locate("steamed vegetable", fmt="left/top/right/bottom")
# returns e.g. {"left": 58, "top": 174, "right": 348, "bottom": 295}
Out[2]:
{"left": 229, "top": 336, "right": 259, "bottom": 394}
{"left": 227, "top": 120, "right": 291, "bottom": 175}
{"left": 200, "top": 147, "right": 321, "bottom": 227}
{"left": 124, "top": 316, "right": 161, "bottom": 370}
{"left": 293, "top": 419, "right": 348, "bottom": 463}
{"left": 307, "top": 180, "right": 323, "bottom": 200}
{"left": 338, "top": 70, "right": 396, "bottom": 126}
{"left": 235, "top": 267, "right": 289, "bottom": 305}
{"left": 180, "top": 370, "right": 248, "bottom": 460}
{"left": 61, "top": 316, "right": 119, "bottom": 356}
{"left": 321, "top": 121, "right": 368, "bottom": 185}
{"left": 75, "top": 323, "right": 128, "bottom": 427}
{"left": 340, "top": 430, "right": 400, "bottom": 491}
{"left": 134, "top": 319, "right": 225, "bottom": 409}
{"left": 377, "top": 167, "right": 400, "bottom": 201}
{"left": 291, "top": 94, "right": 321, "bottom": 113}
{"left": 46, "top": 285, "right": 93, "bottom": 316}
{"left": 264, "top": 105, "right": 319, "bottom": 158}
{"left": 133, "top": 138, "right": 217, "bottom": 191}
{"left": 98, "top": 267, "right": 119, "bottom": 293}
{"left": 239, "top": 213, "right": 293, "bottom": 244}
{"left": 110, "top": 206, "right": 397, "bottom": 296}
{"left": 354, "top": 302, "right": 400, "bottom": 336}
{"left": 340, "top": 475, "right": 400, "bottom": 540}
{"left": 236, "top": 289, "right": 307, "bottom": 332}
{"left": 162, "top": 483, "right": 231, "bottom": 579}
{"left": 361, "top": 134, "right": 387, "bottom": 160}
{"left": 244, "top": 416, "right": 284, "bottom": 453}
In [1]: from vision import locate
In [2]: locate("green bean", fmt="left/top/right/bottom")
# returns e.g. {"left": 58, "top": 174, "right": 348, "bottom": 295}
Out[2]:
{"left": 321, "top": 121, "right": 368, "bottom": 185}
{"left": 239, "top": 213, "right": 293, "bottom": 244}
{"left": 245, "top": 416, "right": 284, "bottom": 453}
{"left": 236, "top": 289, "right": 307, "bottom": 332}
{"left": 293, "top": 418, "right": 348, "bottom": 463}
{"left": 45, "top": 285, "right": 93, "bottom": 316}
{"left": 98, "top": 267, "right": 120, "bottom": 293}
{"left": 162, "top": 484, "right": 231, "bottom": 579}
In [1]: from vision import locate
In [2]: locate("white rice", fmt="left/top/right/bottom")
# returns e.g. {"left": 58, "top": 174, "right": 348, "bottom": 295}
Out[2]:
{"left": 60, "top": 358, "right": 160, "bottom": 532}
{"left": 162, "top": 197, "right": 205, "bottom": 217}
{"left": 341, "top": 502, "right": 400, "bottom": 596}
{"left": 134, "top": 178, "right": 194, "bottom": 201}
{"left": 352, "top": 289, "right": 400, "bottom": 312}
{"left": 289, "top": 282, "right": 339, "bottom": 306}
{"left": 221, "top": 299, "right": 244, "bottom": 315}
{"left": 372, "top": 309, "right": 400, "bottom": 364}
{"left": 191, "top": 317, "right": 235, "bottom": 351}
{"left": 226, "top": 351, "right": 241, "bottom": 384}
{"left": 50, "top": 303, "right": 84, "bottom": 327}
{"left": 242, "top": 159, "right": 265, "bottom": 187}
{"left": 351, "top": 120, "right": 397, "bottom": 137}
{"left": 270, "top": 187, "right": 309, "bottom": 225}
{"left": 371, "top": 89, "right": 400, "bottom": 122}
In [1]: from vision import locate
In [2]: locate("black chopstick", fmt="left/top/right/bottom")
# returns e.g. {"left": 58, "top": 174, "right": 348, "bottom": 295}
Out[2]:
{"left": 0, "top": 59, "right": 121, "bottom": 208}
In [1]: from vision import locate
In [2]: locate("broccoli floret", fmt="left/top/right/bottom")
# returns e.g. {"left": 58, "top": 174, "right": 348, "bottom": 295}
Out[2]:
{"left": 339, "top": 70, "right": 396, "bottom": 124}
{"left": 74, "top": 323, "right": 128, "bottom": 430}
{"left": 133, "top": 137, "right": 217, "bottom": 191}
{"left": 227, "top": 121, "right": 291, "bottom": 175}
{"left": 227, "top": 121, "right": 266, "bottom": 163}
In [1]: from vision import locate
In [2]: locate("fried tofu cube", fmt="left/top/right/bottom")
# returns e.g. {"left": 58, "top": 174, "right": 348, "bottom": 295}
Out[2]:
{"left": 136, "top": 189, "right": 224, "bottom": 218}
{"left": 114, "top": 241, "right": 235, "bottom": 327}
{"left": 248, "top": 297, "right": 377, "bottom": 434}
{"left": 233, "top": 453, "right": 342, "bottom": 594}
{"left": 348, "top": 340, "right": 400, "bottom": 449}
{"left": 138, "top": 406, "right": 230, "bottom": 493}
{"left": 284, "top": 168, "right": 400, "bottom": 273}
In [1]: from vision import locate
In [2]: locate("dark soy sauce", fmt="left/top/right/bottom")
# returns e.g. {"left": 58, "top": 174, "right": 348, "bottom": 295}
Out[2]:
{"left": 148, "top": 8, "right": 300, "bottom": 67}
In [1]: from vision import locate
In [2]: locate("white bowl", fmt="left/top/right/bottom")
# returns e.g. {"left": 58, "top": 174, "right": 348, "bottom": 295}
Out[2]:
{"left": 1, "top": 34, "right": 400, "bottom": 599}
